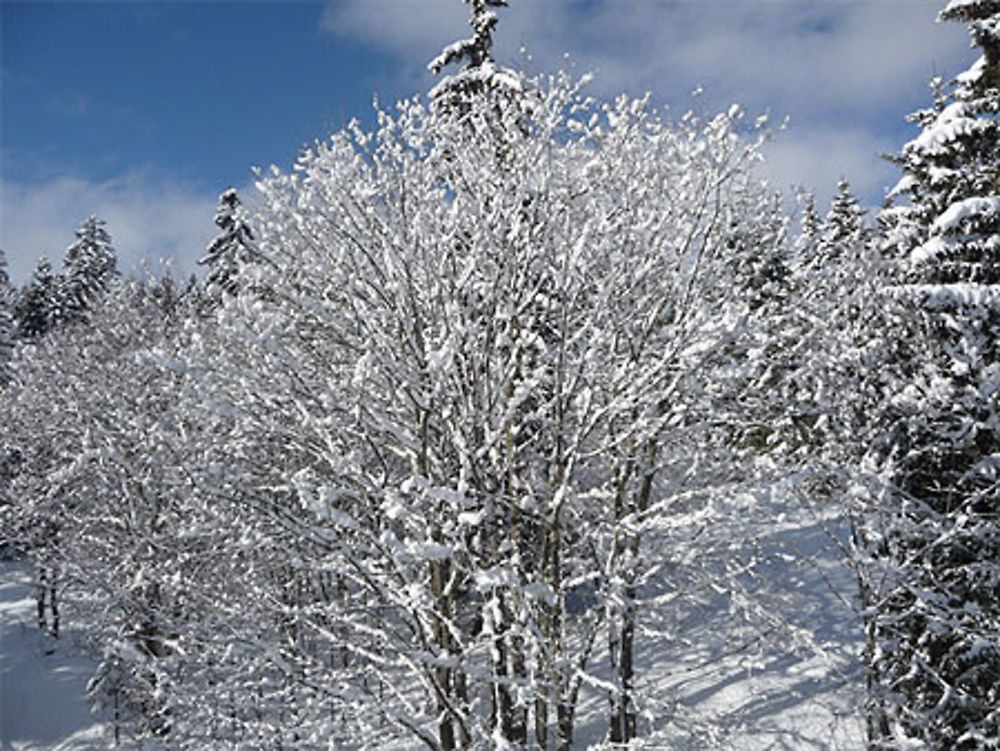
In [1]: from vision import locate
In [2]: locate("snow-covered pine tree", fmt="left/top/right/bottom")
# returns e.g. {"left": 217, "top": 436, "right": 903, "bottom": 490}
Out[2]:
{"left": 751, "top": 180, "right": 873, "bottom": 464}
{"left": 799, "top": 190, "right": 822, "bottom": 246}
{"left": 0, "top": 250, "right": 13, "bottom": 385}
{"left": 14, "top": 257, "right": 61, "bottom": 339}
{"left": 428, "top": 0, "right": 525, "bottom": 115}
{"left": 870, "top": 0, "right": 1000, "bottom": 746}
{"left": 794, "top": 179, "right": 868, "bottom": 317}
{"left": 820, "top": 179, "right": 866, "bottom": 263}
{"left": 198, "top": 188, "right": 259, "bottom": 299}
{"left": 63, "top": 216, "right": 117, "bottom": 321}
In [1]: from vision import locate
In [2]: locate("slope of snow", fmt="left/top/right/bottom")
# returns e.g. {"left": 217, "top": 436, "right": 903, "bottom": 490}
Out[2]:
{"left": 0, "top": 561, "right": 110, "bottom": 750}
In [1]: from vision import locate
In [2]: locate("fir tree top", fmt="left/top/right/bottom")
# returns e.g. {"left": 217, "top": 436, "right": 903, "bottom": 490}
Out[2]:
{"left": 199, "top": 188, "right": 258, "bottom": 298}
{"left": 15, "top": 257, "right": 59, "bottom": 339}
{"left": 821, "top": 179, "right": 865, "bottom": 253}
{"left": 63, "top": 216, "right": 117, "bottom": 317}
{"left": 428, "top": 0, "right": 524, "bottom": 113}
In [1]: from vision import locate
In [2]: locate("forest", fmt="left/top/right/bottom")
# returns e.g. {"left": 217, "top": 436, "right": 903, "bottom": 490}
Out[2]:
{"left": 0, "top": 0, "right": 998, "bottom": 749}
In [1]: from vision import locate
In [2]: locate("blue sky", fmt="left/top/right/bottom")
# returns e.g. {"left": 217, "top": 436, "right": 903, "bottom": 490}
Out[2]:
{"left": 1, "top": 0, "right": 973, "bottom": 285}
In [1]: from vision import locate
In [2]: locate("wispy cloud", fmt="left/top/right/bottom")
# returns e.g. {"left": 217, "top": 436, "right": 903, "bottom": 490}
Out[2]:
{"left": 1, "top": 173, "right": 217, "bottom": 286}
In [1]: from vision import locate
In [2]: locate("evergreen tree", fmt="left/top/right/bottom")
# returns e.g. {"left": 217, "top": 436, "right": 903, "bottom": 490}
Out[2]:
{"left": 0, "top": 250, "right": 13, "bottom": 385}
{"left": 813, "top": 179, "right": 870, "bottom": 333}
{"left": 63, "top": 216, "right": 117, "bottom": 320}
{"left": 770, "top": 181, "right": 874, "bottom": 459}
{"left": 868, "top": 1, "right": 1000, "bottom": 746}
{"left": 883, "top": 2, "right": 999, "bottom": 285}
{"left": 820, "top": 179, "right": 866, "bottom": 260}
{"left": 198, "top": 188, "right": 258, "bottom": 298}
{"left": 15, "top": 258, "right": 61, "bottom": 339}
{"left": 798, "top": 190, "right": 822, "bottom": 247}
{"left": 428, "top": 0, "right": 524, "bottom": 115}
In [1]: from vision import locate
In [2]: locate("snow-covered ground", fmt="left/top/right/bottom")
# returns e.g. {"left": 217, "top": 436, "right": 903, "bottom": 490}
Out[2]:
{"left": 653, "top": 513, "right": 866, "bottom": 750}
{"left": 0, "top": 507, "right": 865, "bottom": 750}
{"left": 0, "top": 562, "right": 109, "bottom": 751}
{"left": 572, "top": 507, "right": 866, "bottom": 749}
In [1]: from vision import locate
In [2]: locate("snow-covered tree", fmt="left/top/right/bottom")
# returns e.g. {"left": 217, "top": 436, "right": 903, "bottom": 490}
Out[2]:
{"left": 1, "top": 274, "right": 212, "bottom": 740}
{"left": 820, "top": 179, "right": 866, "bottom": 262}
{"left": 162, "top": 65, "right": 829, "bottom": 748}
{"left": 0, "top": 250, "right": 13, "bottom": 385}
{"left": 0, "top": 250, "right": 16, "bottom": 546}
{"left": 198, "top": 188, "right": 259, "bottom": 299}
{"left": 866, "top": 1, "right": 1000, "bottom": 746}
{"left": 63, "top": 216, "right": 117, "bottom": 320}
{"left": 740, "top": 180, "right": 875, "bottom": 468}
{"left": 14, "top": 257, "right": 61, "bottom": 339}
{"left": 429, "top": 0, "right": 525, "bottom": 116}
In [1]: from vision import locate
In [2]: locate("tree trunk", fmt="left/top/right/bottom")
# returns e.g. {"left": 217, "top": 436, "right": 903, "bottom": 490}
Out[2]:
{"left": 36, "top": 565, "right": 47, "bottom": 632}
{"left": 431, "top": 557, "right": 458, "bottom": 750}
{"left": 609, "top": 440, "right": 655, "bottom": 745}
{"left": 49, "top": 567, "right": 59, "bottom": 640}
{"left": 609, "top": 586, "right": 637, "bottom": 744}
{"left": 535, "top": 695, "right": 549, "bottom": 749}
{"left": 556, "top": 698, "right": 575, "bottom": 751}
{"left": 36, "top": 562, "right": 59, "bottom": 640}
{"left": 509, "top": 632, "right": 528, "bottom": 745}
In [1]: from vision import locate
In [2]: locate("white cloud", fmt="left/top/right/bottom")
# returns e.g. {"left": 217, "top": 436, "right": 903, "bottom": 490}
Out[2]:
{"left": 0, "top": 173, "right": 217, "bottom": 286}
{"left": 759, "top": 125, "right": 898, "bottom": 211}
{"left": 321, "top": 0, "right": 466, "bottom": 55}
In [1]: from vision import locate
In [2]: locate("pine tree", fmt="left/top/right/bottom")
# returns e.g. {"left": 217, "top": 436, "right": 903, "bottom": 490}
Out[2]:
{"left": 869, "top": 1, "right": 1000, "bottom": 746}
{"left": 15, "top": 258, "right": 61, "bottom": 339}
{"left": 821, "top": 180, "right": 866, "bottom": 258}
{"left": 814, "top": 179, "right": 870, "bottom": 325}
{"left": 428, "top": 0, "right": 524, "bottom": 115}
{"left": 772, "top": 181, "right": 874, "bottom": 458}
{"left": 198, "top": 188, "right": 258, "bottom": 299}
{"left": 0, "top": 250, "right": 13, "bottom": 385}
{"left": 63, "top": 216, "right": 117, "bottom": 321}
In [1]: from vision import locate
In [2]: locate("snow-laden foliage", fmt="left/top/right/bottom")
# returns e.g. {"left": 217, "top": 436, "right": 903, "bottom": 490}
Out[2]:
{"left": 0, "top": 250, "right": 15, "bottom": 522}
{"left": 0, "top": 9, "right": 904, "bottom": 746}
{"left": 5, "top": 3, "right": 1000, "bottom": 749}
{"left": 863, "top": 1, "right": 1000, "bottom": 747}
{"left": 11, "top": 218, "right": 118, "bottom": 340}
{"left": 749, "top": 180, "right": 883, "bottom": 481}
{"left": 0, "top": 275, "right": 227, "bottom": 740}
{"left": 0, "top": 58, "right": 882, "bottom": 746}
